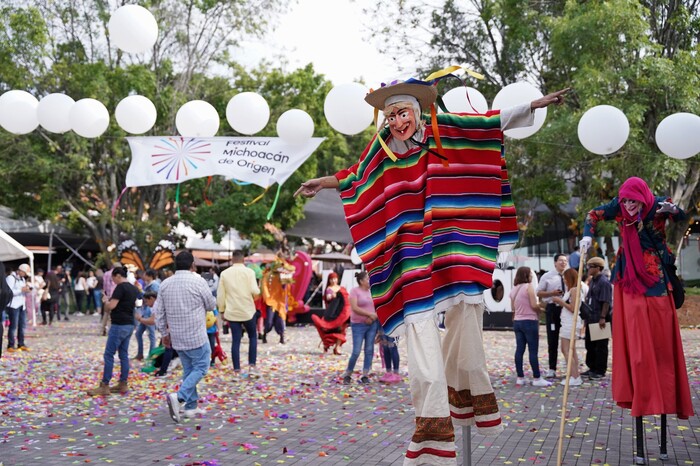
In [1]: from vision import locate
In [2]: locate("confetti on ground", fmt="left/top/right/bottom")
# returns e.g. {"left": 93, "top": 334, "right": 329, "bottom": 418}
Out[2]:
{"left": 1, "top": 316, "right": 698, "bottom": 465}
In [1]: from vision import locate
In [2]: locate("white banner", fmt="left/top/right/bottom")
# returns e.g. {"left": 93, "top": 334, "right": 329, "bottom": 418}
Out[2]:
{"left": 125, "top": 136, "right": 325, "bottom": 188}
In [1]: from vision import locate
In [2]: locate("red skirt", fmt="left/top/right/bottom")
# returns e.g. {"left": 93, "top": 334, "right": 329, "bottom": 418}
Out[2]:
{"left": 612, "top": 287, "right": 694, "bottom": 419}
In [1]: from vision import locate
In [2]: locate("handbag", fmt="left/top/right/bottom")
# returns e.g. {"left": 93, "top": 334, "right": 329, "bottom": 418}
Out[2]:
{"left": 41, "top": 289, "right": 51, "bottom": 301}
{"left": 578, "top": 301, "right": 593, "bottom": 322}
{"left": 643, "top": 227, "right": 685, "bottom": 309}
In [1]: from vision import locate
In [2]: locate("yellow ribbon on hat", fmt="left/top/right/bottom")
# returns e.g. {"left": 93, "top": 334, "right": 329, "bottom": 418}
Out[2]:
{"left": 373, "top": 107, "right": 398, "bottom": 162}
{"left": 424, "top": 65, "right": 485, "bottom": 81}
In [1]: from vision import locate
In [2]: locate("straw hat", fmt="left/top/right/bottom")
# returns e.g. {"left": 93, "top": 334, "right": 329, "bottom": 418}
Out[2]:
{"left": 364, "top": 79, "right": 438, "bottom": 111}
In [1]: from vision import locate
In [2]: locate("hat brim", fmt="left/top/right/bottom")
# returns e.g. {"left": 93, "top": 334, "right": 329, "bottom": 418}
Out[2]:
{"left": 365, "top": 82, "right": 438, "bottom": 111}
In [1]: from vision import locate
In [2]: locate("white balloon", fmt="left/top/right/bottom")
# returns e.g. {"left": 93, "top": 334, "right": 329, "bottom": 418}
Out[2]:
{"left": 277, "top": 109, "right": 314, "bottom": 145}
{"left": 0, "top": 90, "right": 39, "bottom": 134}
{"left": 108, "top": 5, "right": 158, "bottom": 54}
{"left": 70, "top": 98, "right": 110, "bottom": 138}
{"left": 38, "top": 93, "right": 75, "bottom": 133}
{"left": 441, "top": 86, "right": 489, "bottom": 114}
{"left": 176, "top": 100, "right": 220, "bottom": 137}
{"left": 115, "top": 95, "right": 157, "bottom": 134}
{"left": 226, "top": 92, "right": 270, "bottom": 135}
{"left": 655, "top": 112, "right": 700, "bottom": 160}
{"left": 492, "top": 82, "right": 547, "bottom": 139}
{"left": 350, "top": 247, "right": 363, "bottom": 266}
{"left": 324, "top": 83, "right": 373, "bottom": 135}
{"left": 577, "top": 105, "right": 629, "bottom": 155}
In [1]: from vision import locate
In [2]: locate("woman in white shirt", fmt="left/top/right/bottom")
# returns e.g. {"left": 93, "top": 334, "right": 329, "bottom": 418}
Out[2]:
{"left": 552, "top": 268, "right": 587, "bottom": 386}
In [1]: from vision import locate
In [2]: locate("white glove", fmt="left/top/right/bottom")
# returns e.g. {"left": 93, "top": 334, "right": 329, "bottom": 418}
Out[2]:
{"left": 497, "top": 251, "right": 509, "bottom": 268}
{"left": 657, "top": 201, "right": 678, "bottom": 214}
{"left": 579, "top": 236, "right": 592, "bottom": 254}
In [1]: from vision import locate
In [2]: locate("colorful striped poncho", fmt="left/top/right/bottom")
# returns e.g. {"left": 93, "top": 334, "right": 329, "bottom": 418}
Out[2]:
{"left": 335, "top": 111, "right": 518, "bottom": 336}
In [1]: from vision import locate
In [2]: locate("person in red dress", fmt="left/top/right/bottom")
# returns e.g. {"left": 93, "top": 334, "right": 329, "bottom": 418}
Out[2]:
{"left": 581, "top": 176, "right": 693, "bottom": 462}
{"left": 311, "top": 272, "right": 350, "bottom": 355}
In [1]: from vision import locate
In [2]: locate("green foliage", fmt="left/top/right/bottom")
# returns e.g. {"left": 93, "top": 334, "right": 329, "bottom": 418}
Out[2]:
{"left": 0, "top": 0, "right": 292, "bottom": 259}
{"left": 181, "top": 63, "right": 369, "bottom": 249}
{"left": 368, "top": 0, "right": 700, "bottom": 250}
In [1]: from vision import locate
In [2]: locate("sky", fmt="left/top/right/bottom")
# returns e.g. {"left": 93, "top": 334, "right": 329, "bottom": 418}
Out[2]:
{"left": 236, "top": 0, "right": 403, "bottom": 86}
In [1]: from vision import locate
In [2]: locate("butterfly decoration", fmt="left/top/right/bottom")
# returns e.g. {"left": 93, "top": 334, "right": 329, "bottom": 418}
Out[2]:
{"left": 117, "top": 236, "right": 176, "bottom": 271}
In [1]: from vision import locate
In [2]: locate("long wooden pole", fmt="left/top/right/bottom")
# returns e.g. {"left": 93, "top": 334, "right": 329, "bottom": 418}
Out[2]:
{"left": 556, "top": 253, "right": 587, "bottom": 466}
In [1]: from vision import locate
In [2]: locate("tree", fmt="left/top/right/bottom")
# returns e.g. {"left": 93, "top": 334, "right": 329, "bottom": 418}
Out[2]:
{"left": 182, "top": 63, "right": 373, "bottom": 248}
{"left": 365, "top": 0, "right": 699, "bottom": 250}
{"left": 0, "top": 0, "right": 290, "bottom": 261}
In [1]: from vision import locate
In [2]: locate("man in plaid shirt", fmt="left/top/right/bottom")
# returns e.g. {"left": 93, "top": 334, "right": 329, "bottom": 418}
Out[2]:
{"left": 154, "top": 251, "right": 216, "bottom": 423}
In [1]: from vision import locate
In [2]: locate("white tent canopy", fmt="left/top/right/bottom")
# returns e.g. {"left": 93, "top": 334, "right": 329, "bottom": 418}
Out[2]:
{"left": 1, "top": 228, "right": 36, "bottom": 326}
{"left": 0, "top": 228, "right": 34, "bottom": 262}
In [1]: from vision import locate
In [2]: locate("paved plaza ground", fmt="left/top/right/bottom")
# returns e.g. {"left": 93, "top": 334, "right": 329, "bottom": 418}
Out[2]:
{"left": 1, "top": 315, "right": 699, "bottom": 465}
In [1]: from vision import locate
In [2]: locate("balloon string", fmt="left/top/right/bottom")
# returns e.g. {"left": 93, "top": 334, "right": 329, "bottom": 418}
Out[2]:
{"left": 111, "top": 186, "right": 129, "bottom": 219}
{"left": 204, "top": 176, "right": 213, "bottom": 206}
{"left": 243, "top": 187, "right": 269, "bottom": 206}
{"left": 266, "top": 184, "right": 283, "bottom": 220}
{"left": 175, "top": 183, "right": 181, "bottom": 218}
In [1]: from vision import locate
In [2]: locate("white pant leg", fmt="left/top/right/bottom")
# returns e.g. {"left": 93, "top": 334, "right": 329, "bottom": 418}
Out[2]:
{"left": 404, "top": 318, "right": 457, "bottom": 466}
{"left": 442, "top": 301, "right": 503, "bottom": 436}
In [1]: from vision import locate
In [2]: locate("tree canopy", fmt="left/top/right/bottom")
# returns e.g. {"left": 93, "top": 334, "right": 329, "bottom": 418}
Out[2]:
{"left": 0, "top": 0, "right": 368, "bottom": 262}
{"left": 366, "top": 0, "right": 700, "bottom": 250}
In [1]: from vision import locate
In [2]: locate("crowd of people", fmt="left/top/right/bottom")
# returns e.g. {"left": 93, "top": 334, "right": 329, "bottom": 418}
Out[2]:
{"left": 1, "top": 62, "right": 693, "bottom": 464}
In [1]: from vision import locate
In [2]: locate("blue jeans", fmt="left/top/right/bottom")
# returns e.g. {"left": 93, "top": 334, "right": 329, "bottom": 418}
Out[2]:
{"left": 382, "top": 342, "right": 400, "bottom": 372}
{"left": 92, "top": 290, "right": 103, "bottom": 309}
{"left": 345, "top": 320, "right": 379, "bottom": 375}
{"left": 135, "top": 323, "right": 156, "bottom": 358}
{"left": 513, "top": 319, "right": 541, "bottom": 378}
{"left": 7, "top": 306, "right": 26, "bottom": 348}
{"left": 103, "top": 324, "right": 134, "bottom": 383}
{"left": 229, "top": 316, "right": 257, "bottom": 371}
{"left": 177, "top": 343, "right": 211, "bottom": 410}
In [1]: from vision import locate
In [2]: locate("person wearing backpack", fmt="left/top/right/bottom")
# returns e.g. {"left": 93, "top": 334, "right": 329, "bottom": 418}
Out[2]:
{"left": 6, "top": 264, "right": 32, "bottom": 352}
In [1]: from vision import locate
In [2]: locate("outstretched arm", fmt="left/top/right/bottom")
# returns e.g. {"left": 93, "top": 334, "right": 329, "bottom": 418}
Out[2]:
{"left": 530, "top": 88, "right": 571, "bottom": 110}
{"left": 294, "top": 175, "right": 340, "bottom": 198}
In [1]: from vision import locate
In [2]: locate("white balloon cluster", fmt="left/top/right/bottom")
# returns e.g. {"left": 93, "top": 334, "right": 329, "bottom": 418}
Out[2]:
{"left": 577, "top": 106, "right": 700, "bottom": 159}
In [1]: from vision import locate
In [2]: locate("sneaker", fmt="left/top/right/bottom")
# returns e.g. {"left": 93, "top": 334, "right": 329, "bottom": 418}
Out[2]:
{"left": 544, "top": 369, "right": 556, "bottom": 378}
{"left": 6, "top": 347, "right": 17, "bottom": 353}
{"left": 532, "top": 378, "right": 552, "bottom": 387}
{"left": 342, "top": 375, "right": 352, "bottom": 385}
{"left": 569, "top": 377, "right": 583, "bottom": 386}
{"left": 167, "top": 393, "right": 182, "bottom": 423}
{"left": 515, "top": 377, "right": 529, "bottom": 386}
{"left": 18, "top": 346, "right": 30, "bottom": 351}
{"left": 379, "top": 372, "right": 393, "bottom": 383}
{"left": 359, "top": 375, "right": 370, "bottom": 384}
{"left": 560, "top": 376, "right": 584, "bottom": 386}
{"left": 580, "top": 370, "right": 592, "bottom": 377}
{"left": 75, "top": 312, "right": 84, "bottom": 316}
{"left": 183, "top": 407, "right": 206, "bottom": 418}
{"left": 589, "top": 372, "right": 604, "bottom": 379}
{"left": 390, "top": 372, "right": 402, "bottom": 383}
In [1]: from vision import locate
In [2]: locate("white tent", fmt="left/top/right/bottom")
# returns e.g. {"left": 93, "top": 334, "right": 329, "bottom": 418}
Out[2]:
{"left": 0, "top": 228, "right": 36, "bottom": 325}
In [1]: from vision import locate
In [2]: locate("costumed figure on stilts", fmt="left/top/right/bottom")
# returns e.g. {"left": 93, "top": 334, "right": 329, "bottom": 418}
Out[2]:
{"left": 581, "top": 176, "right": 693, "bottom": 464}
{"left": 296, "top": 68, "right": 569, "bottom": 465}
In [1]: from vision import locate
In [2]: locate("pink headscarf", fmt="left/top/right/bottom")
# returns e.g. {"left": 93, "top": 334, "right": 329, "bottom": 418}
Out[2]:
{"left": 617, "top": 177, "right": 657, "bottom": 294}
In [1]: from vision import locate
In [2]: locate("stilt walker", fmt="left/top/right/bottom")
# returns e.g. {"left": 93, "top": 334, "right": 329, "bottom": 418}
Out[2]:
{"left": 579, "top": 177, "right": 693, "bottom": 464}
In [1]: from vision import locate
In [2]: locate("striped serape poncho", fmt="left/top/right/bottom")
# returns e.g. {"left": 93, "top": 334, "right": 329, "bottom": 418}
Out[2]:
{"left": 335, "top": 111, "right": 518, "bottom": 336}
